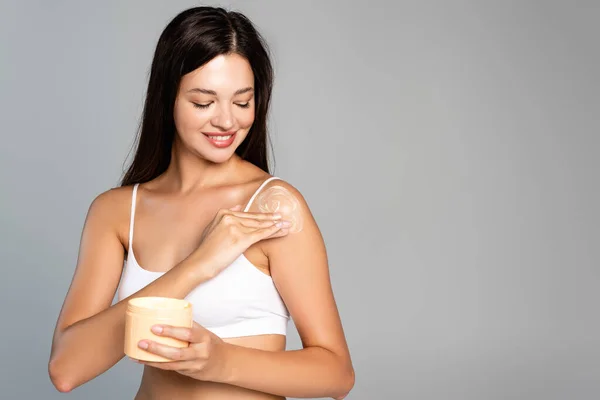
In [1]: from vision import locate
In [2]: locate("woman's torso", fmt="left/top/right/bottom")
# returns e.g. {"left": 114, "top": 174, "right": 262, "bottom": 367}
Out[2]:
{"left": 116, "top": 172, "right": 288, "bottom": 399}
{"left": 134, "top": 334, "right": 285, "bottom": 400}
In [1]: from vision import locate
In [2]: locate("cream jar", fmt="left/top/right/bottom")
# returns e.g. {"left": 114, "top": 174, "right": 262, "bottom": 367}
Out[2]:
{"left": 124, "top": 296, "right": 193, "bottom": 362}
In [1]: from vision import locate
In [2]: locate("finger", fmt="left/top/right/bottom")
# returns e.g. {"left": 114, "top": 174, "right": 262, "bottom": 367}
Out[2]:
{"left": 226, "top": 211, "right": 283, "bottom": 220}
{"left": 139, "top": 360, "right": 183, "bottom": 371}
{"left": 251, "top": 221, "right": 291, "bottom": 241}
{"left": 265, "top": 227, "right": 291, "bottom": 239}
{"left": 138, "top": 340, "right": 195, "bottom": 361}
{"left": 237, "top": 218, "right": 284, "bottom": 229}
{"left": 139, "top": 360, "right": 176, "bottom": 370}
{"left": 236, "top": 219, "right": 292, "bottom": 234}
{"left": 152, "top": 324, "right": 203, "bottom": 343}
{"left": 139, "top": 359, "right": 194, "bottom": 371}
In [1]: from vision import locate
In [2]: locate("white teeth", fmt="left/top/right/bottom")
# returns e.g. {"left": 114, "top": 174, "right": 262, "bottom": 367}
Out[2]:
{"left": 210, "top": 135, "right": 232, "bottom": 141}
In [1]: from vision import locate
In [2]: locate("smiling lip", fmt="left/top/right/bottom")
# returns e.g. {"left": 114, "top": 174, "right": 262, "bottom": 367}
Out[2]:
{"left": 202, "top": 131, "right": 236, "bottom": 148}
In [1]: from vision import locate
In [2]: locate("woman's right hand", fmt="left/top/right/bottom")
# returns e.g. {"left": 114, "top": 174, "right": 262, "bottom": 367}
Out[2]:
{"left": 189, "top": 205, "right": 291, "bottom": 279}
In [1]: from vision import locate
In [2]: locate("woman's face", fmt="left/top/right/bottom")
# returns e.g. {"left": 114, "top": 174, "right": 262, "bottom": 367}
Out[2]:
{"left": 173, "top": 53, "right": 255, "bottom": 164}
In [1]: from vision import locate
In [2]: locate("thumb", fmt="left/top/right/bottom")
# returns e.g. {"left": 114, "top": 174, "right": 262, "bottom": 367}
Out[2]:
{"left": 192, "top": 321, "right": 207, "bottom": 331}
{"left": 191, "top": 321, "right": 209, "bottom": 337}
{"left": 191, "top": 321, "right": 219, "bottom": 342}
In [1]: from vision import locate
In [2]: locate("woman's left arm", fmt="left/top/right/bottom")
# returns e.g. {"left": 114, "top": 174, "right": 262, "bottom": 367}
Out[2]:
{"left": 137, "top": 182, "right": 355, "bottom": 399}
{"left": 218, "top": 182, "right": 355, "bottom": 399}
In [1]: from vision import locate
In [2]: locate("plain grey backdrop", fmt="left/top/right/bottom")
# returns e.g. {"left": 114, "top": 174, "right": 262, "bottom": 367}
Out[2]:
{"left": 1, "top": 0, "right": 598, "bottom": 399}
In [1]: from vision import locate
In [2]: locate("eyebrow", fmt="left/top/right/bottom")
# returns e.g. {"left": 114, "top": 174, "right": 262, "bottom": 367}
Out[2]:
{"left": 187, "top": 87, "right": 254, "bottom": 96}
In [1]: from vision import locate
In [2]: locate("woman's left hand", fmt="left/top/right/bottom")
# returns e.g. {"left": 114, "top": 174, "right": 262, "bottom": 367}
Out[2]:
{"left": 133, "top": 321, "right": 226, "bottom": 381}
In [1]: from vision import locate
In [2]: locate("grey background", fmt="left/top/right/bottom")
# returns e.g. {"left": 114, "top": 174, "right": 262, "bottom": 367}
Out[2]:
{"left": 1, "top": 0, "right": 598, "bottom": 399}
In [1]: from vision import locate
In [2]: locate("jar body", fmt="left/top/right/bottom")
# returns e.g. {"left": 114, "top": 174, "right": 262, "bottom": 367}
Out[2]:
{"left": 124, "top": 297, "right": 193, "bottom": 362}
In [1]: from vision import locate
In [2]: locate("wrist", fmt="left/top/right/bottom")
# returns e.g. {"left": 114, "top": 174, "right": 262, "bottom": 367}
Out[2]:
{"left": 179, "top": 253, "right": 214, "bottom": 284}
{"left": 212, "top": 341, "right": 236, "bottom": 384}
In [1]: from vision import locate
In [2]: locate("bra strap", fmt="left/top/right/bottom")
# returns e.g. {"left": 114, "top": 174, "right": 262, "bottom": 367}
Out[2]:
{"left": 129, "top": 183, "right": 139, "bottom": 251}
{"left": 244, "top": 177, "right": 281, "bottom": 212}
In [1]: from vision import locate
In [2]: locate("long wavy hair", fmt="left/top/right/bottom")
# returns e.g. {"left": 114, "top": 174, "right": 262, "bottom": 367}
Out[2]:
{"left": 120, "top": 6, "right": 274, "bottom": 187}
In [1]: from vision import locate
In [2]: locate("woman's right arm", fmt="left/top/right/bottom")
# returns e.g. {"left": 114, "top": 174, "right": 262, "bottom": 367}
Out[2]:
{"left": 48, "top": 188, "right": 287, "bottom": 393}
{"left": 48, "top": 189, "right": 208, "bottom": 393}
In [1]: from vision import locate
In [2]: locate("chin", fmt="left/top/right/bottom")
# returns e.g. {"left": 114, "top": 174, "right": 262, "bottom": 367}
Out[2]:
{"left": 180, "top": 133, "right": 247, "bottom": 164}
{"left": 196, "top": 147, "right": 239, "bottom": 164}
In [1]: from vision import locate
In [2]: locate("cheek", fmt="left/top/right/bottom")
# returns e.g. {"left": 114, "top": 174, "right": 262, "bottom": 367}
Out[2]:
{"left": 174, "top": 105, "right": 210, "bottom": 133}
{"left": 173, "top": 104, "right": 189, "bottom": 130}
{"left": 173, "top": 101, "right": 208, "bottom": 121}
{"left": 237, "top": 108, "right": 255, "bottom": 129}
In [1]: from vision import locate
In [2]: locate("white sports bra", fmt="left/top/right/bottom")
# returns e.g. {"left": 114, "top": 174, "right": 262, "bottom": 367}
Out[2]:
{"left": 117, "top": 177, "right": 290, "bottom": 338}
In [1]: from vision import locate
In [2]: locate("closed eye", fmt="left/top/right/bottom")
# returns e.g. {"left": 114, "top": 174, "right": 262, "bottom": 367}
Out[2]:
{"left": 192, "top": 102, "right": 250, "bottom": 109}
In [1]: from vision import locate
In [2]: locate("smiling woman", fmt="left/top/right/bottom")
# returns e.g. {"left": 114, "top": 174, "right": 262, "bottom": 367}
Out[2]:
{"left": 174, "top": 54, "right": 257, "bottom": 158}
{"left": 48, "top": 5, "right": 354, "bottom": 400}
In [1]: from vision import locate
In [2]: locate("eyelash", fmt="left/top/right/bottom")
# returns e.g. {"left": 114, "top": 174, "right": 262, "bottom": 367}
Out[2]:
{"left": 193, "top": 102, "right": 250, "bottom": 109}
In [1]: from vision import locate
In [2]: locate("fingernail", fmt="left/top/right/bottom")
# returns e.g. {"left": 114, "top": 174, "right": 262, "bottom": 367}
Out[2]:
{"left": 151, "top": 325, "right": 163, "bottom": 334}
{"left": 138, "top": 341, "right": 149, "bottom": 349}
{"left": 282, "top": 221, "right": 292, "bottom": 227}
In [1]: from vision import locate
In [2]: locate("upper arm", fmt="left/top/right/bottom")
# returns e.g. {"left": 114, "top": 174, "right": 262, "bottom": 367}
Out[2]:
{"left": 257, "top": 181, "right": 352, "bottom": 365}
{"left": 51, "top": 188, "right": 127, "bottom": 344}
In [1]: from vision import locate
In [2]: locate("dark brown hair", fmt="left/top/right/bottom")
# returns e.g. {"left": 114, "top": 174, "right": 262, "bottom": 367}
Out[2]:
{"left": 120, "top": 6, "right": 274, "bottom": 186}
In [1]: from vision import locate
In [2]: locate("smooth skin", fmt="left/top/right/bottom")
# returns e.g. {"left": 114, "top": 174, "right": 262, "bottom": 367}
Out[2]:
{"left": 48, "top": 53, "right": 354, "bottom": 399}
{"left": 255, "top": 185, "right": 304, "bottom": 233}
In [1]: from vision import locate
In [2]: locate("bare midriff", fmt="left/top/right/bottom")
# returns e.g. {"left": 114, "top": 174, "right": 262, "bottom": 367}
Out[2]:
{"left": 133, "top": 334, "right": 286, "bottom": 400}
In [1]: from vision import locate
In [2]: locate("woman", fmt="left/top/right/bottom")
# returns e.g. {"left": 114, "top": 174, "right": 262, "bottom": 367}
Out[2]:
{"left": 48, "top": 6, "right": 354, "bottom": 400}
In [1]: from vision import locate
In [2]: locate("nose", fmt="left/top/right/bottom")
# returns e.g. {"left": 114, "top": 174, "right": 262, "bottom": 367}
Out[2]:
{"left": 211, "top": 103, "right": 234, "bottom": 131}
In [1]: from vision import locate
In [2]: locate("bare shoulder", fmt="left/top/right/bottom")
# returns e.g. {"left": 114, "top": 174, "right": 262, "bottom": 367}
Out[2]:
{"left": 267, "top": 178, "right": 305, "bottom": 198}
{"left": 269, "top": 178, "right": 313, "bottom": 216}
{"left": 86, "top": 185, "right": 135, "bottom": 245}
{"left": 249, "top": 177, "right": 320, "bottom": 253}
{"left": 247, "top": 177, "right": 313, "bottom": 214}
{"left": 264, "top": 178, "right": 309, "bottom": 203}
{"left": 89, "top": 185, "right": 132, "bottom": 209}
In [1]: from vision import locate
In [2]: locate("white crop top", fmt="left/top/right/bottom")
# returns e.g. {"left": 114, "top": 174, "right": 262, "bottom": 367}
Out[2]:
{"left": 117, "top": 177, "right": 290, "bottom": 338}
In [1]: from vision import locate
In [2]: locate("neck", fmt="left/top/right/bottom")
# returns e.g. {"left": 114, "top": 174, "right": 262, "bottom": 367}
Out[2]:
{"left": 161, "top": 141, "right": 243, "bottom": 193}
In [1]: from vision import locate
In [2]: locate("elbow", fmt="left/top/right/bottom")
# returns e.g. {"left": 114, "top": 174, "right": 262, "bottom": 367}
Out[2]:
{"left": 332, "top": 363, "right": 355, "bottom": 400}
{"left": 346, "top": 366, "right": 356, "bottom": 393}
{"left": 48, "top": 357, "right": 74, "bottom": 393}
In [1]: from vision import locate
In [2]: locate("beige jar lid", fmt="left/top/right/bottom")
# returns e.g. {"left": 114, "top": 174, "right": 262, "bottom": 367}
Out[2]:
{"left": 127, "top": 296, "right": 192, "bottom": 316}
